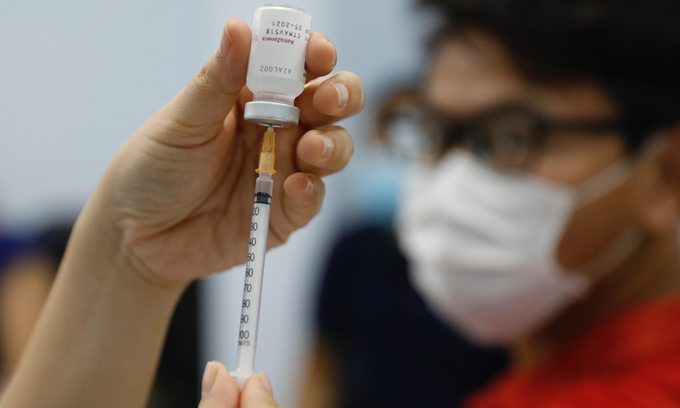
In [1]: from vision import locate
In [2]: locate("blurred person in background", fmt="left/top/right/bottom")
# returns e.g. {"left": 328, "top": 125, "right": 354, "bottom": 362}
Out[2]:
{"left": 299, "top": 87, "right": 507, "bottom": 408}
{"left": 310, "top": 0, "right": 680, "bottom": 406}
{"left": 0, "top": 230, "right": 51, "bottom": 390}
{"left": 0, "top": 220, "right": 201, "bottom": 407}
{"left": 391, "top": 0, "right": 680, "bottom": 406}
{"left": 0, "top": 223, "right": 70, "bottom": 390}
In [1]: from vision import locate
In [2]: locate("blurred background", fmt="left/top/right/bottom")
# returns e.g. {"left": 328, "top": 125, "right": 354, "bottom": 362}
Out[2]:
{"left": 0, "top": 0, "right": 430, "bottom": 406}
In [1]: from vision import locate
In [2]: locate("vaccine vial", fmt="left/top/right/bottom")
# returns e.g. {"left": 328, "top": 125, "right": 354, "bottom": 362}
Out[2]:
{"left": 244, "top": 5, "right": 312, "bottom": 128}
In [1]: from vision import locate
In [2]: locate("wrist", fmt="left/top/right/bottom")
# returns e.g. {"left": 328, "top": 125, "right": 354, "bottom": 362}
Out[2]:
{"left": 67, "top": 196, "right": 190, "bottom": 299}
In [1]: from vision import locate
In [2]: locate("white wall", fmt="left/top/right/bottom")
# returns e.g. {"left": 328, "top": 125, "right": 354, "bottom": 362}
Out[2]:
{"left": 0, "top": 0, "right": 203, "bottom": 232}
{"left": 0, "top": 1, "right": 428, "bottom": 406}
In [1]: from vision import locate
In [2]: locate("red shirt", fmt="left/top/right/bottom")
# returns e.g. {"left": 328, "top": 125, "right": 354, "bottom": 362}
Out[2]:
{"left": 465, "top": 295, "right": 680, "bottom": 407}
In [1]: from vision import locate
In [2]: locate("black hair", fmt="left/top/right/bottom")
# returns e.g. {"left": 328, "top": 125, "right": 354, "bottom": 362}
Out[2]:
{"left": 419, "top": 0, "right": 680, "bottom": 151}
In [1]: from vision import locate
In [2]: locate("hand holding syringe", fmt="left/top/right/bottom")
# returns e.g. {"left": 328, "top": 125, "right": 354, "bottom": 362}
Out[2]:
{"left": 0, "top": 7, "right": 363, "bottom": 407}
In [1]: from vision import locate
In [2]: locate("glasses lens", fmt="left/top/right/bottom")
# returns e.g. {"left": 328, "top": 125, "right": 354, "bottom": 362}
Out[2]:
{"left": 382, "top": 105, "right": 440, "bottom": 161}
{"left": 477, "top": 111, "right": 540, "bottom": 167}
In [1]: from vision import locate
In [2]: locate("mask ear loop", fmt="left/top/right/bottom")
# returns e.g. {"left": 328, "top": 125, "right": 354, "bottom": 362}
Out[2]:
{"left": 577, "top": 226, "right": 645, "bottom": 285}
{"left": 572, "top": 133, "right": 668, "bottom": 285}
{"left": 574, "top": 133, "right": 667, "bottom": 205}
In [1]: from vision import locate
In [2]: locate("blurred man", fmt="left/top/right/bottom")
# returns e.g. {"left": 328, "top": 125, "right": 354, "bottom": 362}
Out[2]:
{"left": 391, "top": 0, "right": 680, "bottom": 406}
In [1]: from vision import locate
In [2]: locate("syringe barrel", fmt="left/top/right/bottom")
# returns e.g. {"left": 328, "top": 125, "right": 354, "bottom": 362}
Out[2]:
{"left": 232, "top": 175, "right": 273, "bottom": 387}
{"left": 255, "top": 174, "right": 273, "bottom": 195}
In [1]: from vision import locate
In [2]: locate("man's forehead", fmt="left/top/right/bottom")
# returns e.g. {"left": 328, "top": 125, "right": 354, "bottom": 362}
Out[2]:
{"left": 424, "top": 33, "right": 529, "bottom": 117}
{"left": 423, "top": 32, "right": 618, "bottom": 120}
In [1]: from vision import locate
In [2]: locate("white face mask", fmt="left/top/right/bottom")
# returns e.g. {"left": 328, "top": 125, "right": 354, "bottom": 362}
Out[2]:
{"left": 395, "top": 150, "right": 641, "bottom": 345}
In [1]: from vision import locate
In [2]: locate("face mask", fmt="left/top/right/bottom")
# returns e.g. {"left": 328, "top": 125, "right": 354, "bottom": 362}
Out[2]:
{"left": 395, "top": 150, "right": 642, "bottom": 345}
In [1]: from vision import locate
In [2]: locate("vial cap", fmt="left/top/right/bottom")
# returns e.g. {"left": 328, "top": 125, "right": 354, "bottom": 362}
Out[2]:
{"left": 244, "top": 101, "right": 300, "bottom": 128}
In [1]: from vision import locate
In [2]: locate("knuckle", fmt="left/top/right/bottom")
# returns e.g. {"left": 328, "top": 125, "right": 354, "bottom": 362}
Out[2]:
{"left": 192, "top": 64, "right": 222, "bottom": 94}
{"left": 191, "top": 58, "right": 241, "bottom": 98}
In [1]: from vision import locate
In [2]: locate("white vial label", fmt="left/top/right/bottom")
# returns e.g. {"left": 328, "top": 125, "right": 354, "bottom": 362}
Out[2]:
{"left": 247, "top": 6, "right": 311, "bottom": 93}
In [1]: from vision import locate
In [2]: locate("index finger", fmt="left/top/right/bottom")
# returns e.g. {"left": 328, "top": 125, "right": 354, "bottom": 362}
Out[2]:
{"left": 297, "top": 71, "right": 365, "bottom": 128}
{"left": 304, "top": 32, "right": 337, "bottom": 82}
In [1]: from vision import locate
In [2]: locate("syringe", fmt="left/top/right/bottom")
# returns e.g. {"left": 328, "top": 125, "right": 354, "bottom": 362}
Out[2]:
{"left": 231, "top": 126, "right": 276, "bottom": 387}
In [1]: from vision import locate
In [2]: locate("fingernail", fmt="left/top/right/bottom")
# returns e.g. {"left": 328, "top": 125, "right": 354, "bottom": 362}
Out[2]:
{"left": 326, "top": 36, "right": 337, "bottom": 68}
{"left": 255, "top": 373, "right": 273, "bottom": 394}
{"left": 304, "top": 176, "right": 315, "bottom": 195}
{"left": 202, "top": 362, "right": 218, "bottom": 396}
{"left": 332, "top": 82, "right": 349, "bottom": 109}
{"left": 218, "top": 19, "right": 233, "bottom": 58}
{"left": 319, "top": 134, "right": 335, "bottom": 158}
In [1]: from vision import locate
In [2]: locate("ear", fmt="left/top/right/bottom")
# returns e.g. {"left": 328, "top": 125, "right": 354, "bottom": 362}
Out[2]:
{"left": 638, "top": 126, "right": 680, "bottom": 234}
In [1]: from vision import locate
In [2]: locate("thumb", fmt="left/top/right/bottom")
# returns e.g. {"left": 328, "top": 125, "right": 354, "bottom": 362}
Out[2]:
{"left": 198, "top": 361, "right": 241, "bottom": 408}
{"left": 164, "top": 18, "right": 251, "bottom": 141}
{"left": 240, "top": 373, "right": 282, "bottom": 408}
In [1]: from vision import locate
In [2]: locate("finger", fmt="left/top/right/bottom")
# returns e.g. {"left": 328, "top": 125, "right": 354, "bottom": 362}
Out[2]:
{"left": 161, "top": 18, "right": 252, "bottom": 144}
{"left": 304, "top": 32, "right": 337, "bottom": 82}
{"left": 295, "top": 126, "right": 354, "bottom": 176}
{"left": 297, "top": 71, "right": 365, "bottom": 128}
{"left": 269, "top": 173, "right": 325, "bottom": 245}
{"left": 198, "top": 361, "right": 240, "bottom": 408}
{"left": 240, "top": 373, "right": 282, "bottom": 408}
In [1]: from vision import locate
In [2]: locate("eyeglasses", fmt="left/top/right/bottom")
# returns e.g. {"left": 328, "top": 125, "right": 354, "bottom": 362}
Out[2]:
{"left": 387, "top": 103, "right": 624, "bottom": 168}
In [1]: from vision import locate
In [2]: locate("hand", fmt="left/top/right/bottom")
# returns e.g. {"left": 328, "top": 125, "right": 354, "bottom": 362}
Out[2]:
{"left": 79, "top": 18, "right": 364, "bottom": 287}
{"left": 199, "top": 362, "right": 281, "bottom": 408}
